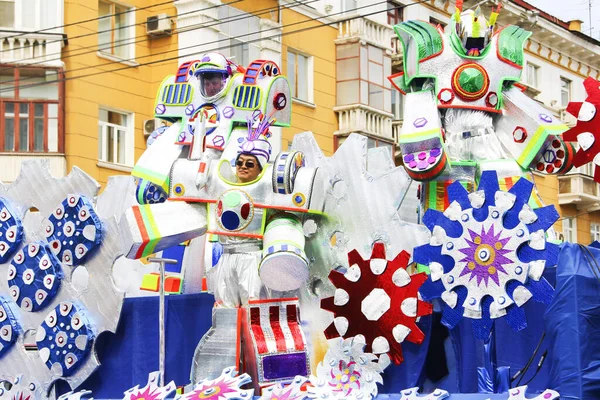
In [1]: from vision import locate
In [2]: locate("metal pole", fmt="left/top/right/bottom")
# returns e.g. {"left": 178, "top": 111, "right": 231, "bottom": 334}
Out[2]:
{"left": 148, "top": 257, "right": 178, "bottom": 387}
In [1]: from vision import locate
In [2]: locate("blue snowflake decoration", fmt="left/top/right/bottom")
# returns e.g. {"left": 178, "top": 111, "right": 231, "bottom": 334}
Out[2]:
{"left": 8, "top": 242, "right": 63, "bottom": 312}
{"left": 0, "top": 197, "right": 24, "bottom": 263}
{"left": 44, "top": 195, "right": 103, "bottom": 267}
{"left": 36, "top": 302, "right": 94, "bottom": 376}
{"left": 0, "top": 297, "right": 19, "bottom": 357}
{"left": 414, "top": 171, "right": 559, "bottom": 339}
{"left": 136, "top": 179, "right": 167, "bottom": 205}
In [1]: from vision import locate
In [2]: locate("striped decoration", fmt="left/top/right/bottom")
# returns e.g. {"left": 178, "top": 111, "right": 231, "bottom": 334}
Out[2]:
{"left": 233, "top": 85, "right": 262, "bottom": 110}
{"left": 248, "top": 300, "right": 306, "bottom": 355}
{"left": 161, "top": 83, "right": 193, "bottom": 106}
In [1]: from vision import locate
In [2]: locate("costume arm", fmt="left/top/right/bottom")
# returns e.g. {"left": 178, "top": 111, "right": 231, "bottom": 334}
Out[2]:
{"left": 496, "top": 87, "right": 574, "bottom": 174}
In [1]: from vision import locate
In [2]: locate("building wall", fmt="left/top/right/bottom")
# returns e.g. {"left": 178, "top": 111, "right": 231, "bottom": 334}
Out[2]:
{"left": 63, "top": 0, "right": 178, "bottom": 187}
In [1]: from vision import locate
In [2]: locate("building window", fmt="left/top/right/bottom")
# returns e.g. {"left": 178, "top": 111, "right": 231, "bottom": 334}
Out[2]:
{"left": 591, "top": 223, "right": 600, "bottom": 243}
{"left": 526, "top": 63, "right": 539, "bottom": 88}
{"left": 560, "top": 77, "right": 571, "bottom": 108}
{"left": 562, "top": 217, "right": 577, "bottom": 243}
{"left": 392, "top": 90, "right": 403, "bottom": 120}
{"left": 98, "top": 0, "right": 134, "bottom": 60}
{"left": 98, "top": 108, "right": 134, "bottom": 166}
{"left": 0, "top": 67, "right": 63, "bottom": 153}
{"left": 288, "top": 50, "right": 313, "bottom": 104}
{"left": 342, "top": 0, "right": 357, "bottom": 13}
{"left": 387, "top": 1, "right": 403, "bottom": 26}
{"left": 0, "top": 0, "right": 15, "bottom": 28}
{"left": 218, "top": 5, "right": 260, "bottom": 67}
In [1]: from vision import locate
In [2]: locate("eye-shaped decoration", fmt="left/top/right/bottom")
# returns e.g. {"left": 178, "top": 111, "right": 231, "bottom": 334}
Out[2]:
{"left": 0, "top": 198, "right": 24, "bottom": 264}
{"left": 0, "top": 298, "right": 19, "bottom": 358}
{"left": 44, "top": 195, "right": 103, "bottom": 267}
{"left": 37, "top": 302, "right": 94, "bottom": 376}
{"left": 9, "top": 241, "right": 62, "bottom": 312}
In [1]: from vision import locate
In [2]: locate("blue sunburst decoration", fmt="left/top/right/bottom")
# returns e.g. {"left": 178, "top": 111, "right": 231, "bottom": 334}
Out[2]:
{"left": 0, "top": 298, "right": 19, "bottom": 358}
{"left": 414, "top": 170, "right": 559, "bottom": 339}
{"left": 44, "top": 195, "right": 103, "bottom": 267}
{"left": 0, "top": 197, "right": 24, "bottom": 264}
{"left": 36, "top": 302, "right": 94, "bottom": 376}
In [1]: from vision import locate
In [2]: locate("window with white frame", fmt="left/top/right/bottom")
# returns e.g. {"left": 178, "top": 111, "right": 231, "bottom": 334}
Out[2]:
{"left": 288, "top": 50, "right": 313, "bottom": 104}
{"left": 341, "top": 0, "right": 357, "bottom": 13}
{"left": 391, "top": 90, "right": 403, "bottom": 121}
{"left": 218, "top": 5, "right": 260, "bottom": 67}
{"left": 562, "top": 217, "right": 577, "bottom": 243}
{"left": 560, "top": 77, "right": 571, "bottom": 108}
{"left": 98, "top": 0, "right": 135, "bottom": 60}
{"left": 591, "top": 223, "right": 600, "bottom": 243}
{"left": 0, "top": 0, "right": 61, "bottom": 30}
{"left": 98, "top": 108, "right": 134, "bottom": 166}
{"left": 526, "top": 62, "right": 539, "bottom": 88}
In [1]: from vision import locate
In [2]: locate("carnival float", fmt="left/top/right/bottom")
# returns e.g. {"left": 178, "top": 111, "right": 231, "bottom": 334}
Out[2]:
{"left": 1, "top": 1, "right": 599, "bottom": 399}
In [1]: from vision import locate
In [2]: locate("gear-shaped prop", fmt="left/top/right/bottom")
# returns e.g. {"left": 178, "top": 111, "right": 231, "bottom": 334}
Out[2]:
{"left": 8, "top": 242, "right": 63, "bottom": 312}
{"left": 36, "top": 302, "right": 94, "bottom": 376}
{"left": 398, "top": 388, "right": 449, "bottom": 400}
{"left": 259, "top": 375, "right": 307, "bottom": 400}
{"left": 414, "top": 170, "right": 559, "bottom": 339}
{"left": 321, "top": 243, "right": 432, "bottom": 364}
{"left": 0, "top": 374, "right": 44, "bottom": 400}
{"left": 177, "top": 366, "right": 253, "bottom": 400}
{"left": 45, "top": 194, "right": 103, "bottom": 267}
{"left": 308, "top": 337, "right": 383, "bottom": 400}
{"left": 122, "top": 371, "right": 177, "bottom": 400}
{"left": 563, "top": 77, "right": 600, "bottom": 182}
{"left": 0, "top": 198, "right": 24, "bottom": 264}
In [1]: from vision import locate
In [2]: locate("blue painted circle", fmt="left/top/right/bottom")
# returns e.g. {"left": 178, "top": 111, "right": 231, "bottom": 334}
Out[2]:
{"left": 8, "top": 242, "right": 63, "bottom": 312}
{"left": 0, "top": 198, "right": 24, "bottom": 264}
{"left": 45, "top": 195, "right": 103, "bottom": 267}
{"left": 0, "top": 298, "right": 19, "bottom": 358}
{"left": 36, "top": 302, "right": 94, "bottom": 376}
{"left": 137, "top": 180, "right": 166, "bottom": 205}
{"left": 221, "top": 211, "right": 240, "bottom": 231}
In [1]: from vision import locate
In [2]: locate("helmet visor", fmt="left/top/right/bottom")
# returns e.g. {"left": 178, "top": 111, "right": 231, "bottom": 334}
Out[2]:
{"left": 199, "top": 71, "right": 228, "bottom": 98}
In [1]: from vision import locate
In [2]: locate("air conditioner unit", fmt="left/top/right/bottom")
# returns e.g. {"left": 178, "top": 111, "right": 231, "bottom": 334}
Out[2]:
{"left": 144, "top": 119, "right": 166, "bottom": 137}
{"left": 146, "top": 14, "right": 173, "bottom": 36}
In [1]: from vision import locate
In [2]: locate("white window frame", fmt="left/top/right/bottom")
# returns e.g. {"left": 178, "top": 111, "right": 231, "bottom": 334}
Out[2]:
{"left": 97, "top": 0, "right": 136, "bottom": 63}
{"left": 560, "top": 76, "right": 571, "bottom": 108}
{"left": 287, "top": 49, "right": 314, "bottom": 105}
{"left": 341, "top": 0, "right": 357, "bottom": 14}
{"left": 591, "top": 223, "right": 600, "bottom": 243}
{"left": 0, "top": 0, "right": 62, "bottom": 31}
{"left": 98, "top": 107, "right": 134, "bottom": 168}
{"left": 562, "top": 217, "right": 577, "bottom": 243}
{"left": 218, "top": 4, "right": 261, "bottom": 68}
{"left": 526, "top": 62, "right": 539, "bottom": 88}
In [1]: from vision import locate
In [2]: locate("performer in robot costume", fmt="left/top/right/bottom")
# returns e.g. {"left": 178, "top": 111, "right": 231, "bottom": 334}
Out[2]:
{"left": 206, "top": 114, "right": 277, "bottom": 308}
{"left": 390, "top": 2, "right": 575, "bottom": 212}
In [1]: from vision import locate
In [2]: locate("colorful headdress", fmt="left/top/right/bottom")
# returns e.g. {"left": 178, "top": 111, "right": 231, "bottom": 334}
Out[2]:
{"left": 452, "top": 1, "right": 502, "bottom": 56}
{"left": 238, "top": 111, "right": 276, "bottom": 169}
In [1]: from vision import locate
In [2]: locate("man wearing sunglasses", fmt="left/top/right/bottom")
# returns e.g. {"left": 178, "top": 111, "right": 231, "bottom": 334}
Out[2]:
{"left": 235, "top": 154, "right": 262, "bottom": 183}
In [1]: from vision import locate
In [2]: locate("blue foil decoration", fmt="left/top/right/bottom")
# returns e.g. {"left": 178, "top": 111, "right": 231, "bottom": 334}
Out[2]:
{"left": 36, "top": 302, "right": 94, "bottom": 376}
{"left": 0, "top": 197, "right": 24, "bottom": 264}
{"left": 0, "top": 297, "right": 19, "bottom": 358}
{"left": 44, "top": 195, "right": 103, "bottom": 267}
{"left": 8, "top": 242, "right": 63, "bottom": 312}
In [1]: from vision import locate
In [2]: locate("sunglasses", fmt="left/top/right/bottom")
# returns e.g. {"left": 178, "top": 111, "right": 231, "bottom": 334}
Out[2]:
{"left": 236, "top": 160, "right": 256, "bottom": 169}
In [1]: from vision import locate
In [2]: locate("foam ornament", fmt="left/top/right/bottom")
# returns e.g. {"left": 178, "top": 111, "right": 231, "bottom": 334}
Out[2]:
{"left": 177, "top": 367, "right": 253, "bottom": 400}
{"left": 307, "top": 337, "right": 383, "bottom": 400}
{"left": 563, "top": 77, "right": 600, "bottom": 182}
{"left": 57, "top": 390, "right": 94, "bottom": 400}
{"left": 506, "top": 386, "right": 559, "bottom": 400}
{"left": 259, "top": 376, "right": 308, "bottom": 400}
{"left": 398, "top": 388, "right": 449, "bottom": 400}
{"left": 321, "top": 243, "right": 433, "bottom": 364}
{"left": 414, "top": 171, "right": 559, "bottom": 339}
{"left": 122, "top": 371, "right": 177, "bottom": 400}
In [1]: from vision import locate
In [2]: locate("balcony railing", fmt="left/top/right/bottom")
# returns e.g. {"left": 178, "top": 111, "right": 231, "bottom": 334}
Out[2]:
{"left": 0, "top": 32, "right": 65, "bottom": 66}
{"left": 558, "top": 173, "right": 600, "bottom": 209}
{"left": 391, "top": 36, "right": 403, "bottom": 65}
{"left": 0, "top": 154, "right": 66, "bottom": 182}
{"left": 334, "top": 104, "right": 394, "bottom": 140}
{"left": 337, "top": 17, "right": 394, "bottom": 50}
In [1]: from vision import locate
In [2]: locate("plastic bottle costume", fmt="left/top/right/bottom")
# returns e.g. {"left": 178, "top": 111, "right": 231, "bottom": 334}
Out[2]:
{"left": 389, "top": 3, "right": 575, "bottom": 212}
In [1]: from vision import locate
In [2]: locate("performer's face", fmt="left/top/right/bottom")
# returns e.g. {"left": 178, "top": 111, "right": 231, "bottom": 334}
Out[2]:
{"left": 236, "top": 155, "right": 261, "bottom": 183}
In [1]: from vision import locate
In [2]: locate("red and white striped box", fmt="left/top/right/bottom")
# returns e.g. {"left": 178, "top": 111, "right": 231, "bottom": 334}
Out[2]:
{"left": 241, "top": 298, "right": 310, "bottom": 390}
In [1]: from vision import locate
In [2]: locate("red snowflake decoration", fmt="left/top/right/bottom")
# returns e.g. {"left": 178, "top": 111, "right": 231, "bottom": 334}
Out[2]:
{"left": 563, "top": 77, "right": 600, "bottom": 182}
{"left": 321, "top": 242, "right": 433, "bottom": 365}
